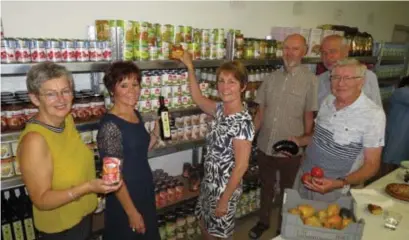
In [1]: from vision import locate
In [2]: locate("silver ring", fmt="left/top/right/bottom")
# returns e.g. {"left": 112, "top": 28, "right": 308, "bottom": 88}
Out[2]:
{"left": 132, "top": 228, "right": 136, "bottom": 232}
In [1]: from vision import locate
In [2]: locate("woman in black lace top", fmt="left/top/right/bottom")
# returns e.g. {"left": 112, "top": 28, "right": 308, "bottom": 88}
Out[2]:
{"left": 97, "top": 61, "right": 160, "bottom": 240}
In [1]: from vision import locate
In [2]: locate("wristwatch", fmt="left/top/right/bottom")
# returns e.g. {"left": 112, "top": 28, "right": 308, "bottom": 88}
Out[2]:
{"left": 336, "top": 177, "right": 349, "bottom": 187}
{"left": 336, "top": 177, "right": 350, "bottom": 194}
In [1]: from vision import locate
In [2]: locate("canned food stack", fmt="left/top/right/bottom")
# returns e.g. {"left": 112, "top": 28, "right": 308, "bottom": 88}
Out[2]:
{"left": 95, "top": 20, "right": 118, "bottom": 60}
{"left": 138, "top": 69, "right": 196, "bottom": 113}
{"left": 157, "top": 200, "right": 200, "bottom": 240}
{"left": 198, "top": 68, "right": 216, "bottom": 99}
{"left": 71, "top": 90, "right": 106, "bottom": 123}
{"left": 157, "top": 24, "right": 173, "bottom": 60}
{"left": 235, "top": 180, "right": 261, "bottom": 219}
{"left": 1, "top": 141, "right": 21, "bottom": 179}
{"left": 234, "top": 32, "right": 245, "bottom": 59}
{"left": 1, "top": 91, "right": 38, "bottom": 131}
{"left": 113, "top": 20, "right": 134, "bottom": 61}
{"left": 208, "top": 28, "right": 226, "bottom": 60}
{"left": 1, "top": 37, "right": 111, "bottom": 64}
{"left": 245, "top": 66, "right": 275, "bottom": 101}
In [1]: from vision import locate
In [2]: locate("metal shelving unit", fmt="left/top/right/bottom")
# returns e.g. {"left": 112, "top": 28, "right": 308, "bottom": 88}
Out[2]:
{"left": 0, "top": 57, "right": 380, "bottom": 76}
{"left": 1, "top": 139, "right": 205, "bottom": 190}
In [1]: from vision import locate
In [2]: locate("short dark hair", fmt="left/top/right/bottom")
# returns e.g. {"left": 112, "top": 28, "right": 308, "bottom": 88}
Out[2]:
{"left": 103, "top": 61, "right": 142, "bottom": 96}
{"left": 216, "top": 60, "right": 248, "bottom": 89}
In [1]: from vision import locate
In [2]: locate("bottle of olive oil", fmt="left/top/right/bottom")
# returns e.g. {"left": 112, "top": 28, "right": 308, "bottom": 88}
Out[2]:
{"left": 7, "top": 190, "right": 25, "bottom": 240}
{"left": 1, "top": 192, "right": 13, "bottom": 240}
{"left": 158, "top": 96, "right": 171, "bottom": 140}
{"left": 21, "top": 187, "right": 36, "bottom": 240}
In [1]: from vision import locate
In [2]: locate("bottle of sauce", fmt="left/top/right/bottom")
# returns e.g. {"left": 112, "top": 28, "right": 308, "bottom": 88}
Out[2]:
{"left": 158, "top": 96, "right": 171, "bottom": 141}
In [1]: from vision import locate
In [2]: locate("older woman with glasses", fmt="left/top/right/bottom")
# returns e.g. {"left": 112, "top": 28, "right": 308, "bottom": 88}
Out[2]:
{"left": 16, "top": 62, "right": 121, "bottom": 240}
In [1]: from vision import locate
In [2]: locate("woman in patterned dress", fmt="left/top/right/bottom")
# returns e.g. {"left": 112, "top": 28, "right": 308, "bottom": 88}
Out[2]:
{"left": 178, "top": 52, "right": 255, "bottom": 239}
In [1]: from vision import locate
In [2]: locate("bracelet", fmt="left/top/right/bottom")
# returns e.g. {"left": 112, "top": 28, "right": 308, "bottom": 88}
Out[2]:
{"left": 68, "top": 190, "right": 78, "bottom": 201}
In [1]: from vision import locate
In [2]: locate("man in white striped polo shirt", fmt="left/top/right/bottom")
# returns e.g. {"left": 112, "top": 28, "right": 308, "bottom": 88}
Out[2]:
{"left": 292, "top": 59, "right": 386, "bottom": 202}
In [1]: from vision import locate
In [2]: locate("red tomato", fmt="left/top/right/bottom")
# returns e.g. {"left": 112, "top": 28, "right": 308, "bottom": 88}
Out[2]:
{"left": 311, "top": 167, "right": 324, "bottom": 178}
{"left": 301, "top": 172, "right": 312, "bottom": 184}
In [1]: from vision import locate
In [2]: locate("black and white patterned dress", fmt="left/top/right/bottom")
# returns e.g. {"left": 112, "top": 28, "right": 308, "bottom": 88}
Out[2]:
{"left": 195, "top": 102, "right": 255, "bottom": 238}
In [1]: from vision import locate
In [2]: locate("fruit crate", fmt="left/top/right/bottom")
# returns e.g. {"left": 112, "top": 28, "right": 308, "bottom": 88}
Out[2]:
{"left": 281, "top": 189, "right": 365, "bottom": 240}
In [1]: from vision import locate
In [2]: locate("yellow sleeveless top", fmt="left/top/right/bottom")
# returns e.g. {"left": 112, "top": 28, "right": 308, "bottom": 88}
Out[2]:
{"left": 17, "top": 115, "right": 97, "bottom": 233}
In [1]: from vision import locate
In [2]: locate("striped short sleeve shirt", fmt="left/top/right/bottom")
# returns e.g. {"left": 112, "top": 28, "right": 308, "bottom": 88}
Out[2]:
{"left": 301, "top": 93, "right": 386, "bottom": 179}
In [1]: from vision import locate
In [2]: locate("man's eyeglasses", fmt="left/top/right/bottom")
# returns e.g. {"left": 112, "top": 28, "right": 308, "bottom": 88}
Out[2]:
{"left": 39, "top": 89, "right": 73, "bottom": 101}
{"left": 330, "top": 75, "right": 362, "bottom": 82}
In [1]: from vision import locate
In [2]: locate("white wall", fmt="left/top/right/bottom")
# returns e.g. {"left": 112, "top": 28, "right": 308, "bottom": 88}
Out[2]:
{"left": 2, "top": 1, "right": 409, "bottom": 42}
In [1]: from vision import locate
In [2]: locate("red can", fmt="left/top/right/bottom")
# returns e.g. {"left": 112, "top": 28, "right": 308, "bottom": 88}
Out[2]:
{"left": 75, "top": 40, "right": 89, "bottom": 62}
{"left": 1, "top": 38, "right": 16, "bottom": 63}
{"left": 101, "top": 41, "right": 112, "bottom": 61}
{"left": 15, "top": 38, "right": 31, "bottom": 63}
{"left": 89, "top": 40, "right": 102, "bottom": 62}
{"left": 29, "top": 39, "right": 47, "bottom": 63}
{"left": 45, "top": 39, "right": 62, "bottom": 62}
{"left": 102, "top": 157, "right": 122, "bottom": 185}
{"left": 60, "top": 39, "right": 76, "bottom": 62}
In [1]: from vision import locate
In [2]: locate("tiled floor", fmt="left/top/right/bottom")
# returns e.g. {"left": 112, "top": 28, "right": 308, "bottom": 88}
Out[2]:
{"left": 233, "top": 208, "right": 280, "bottom": 240}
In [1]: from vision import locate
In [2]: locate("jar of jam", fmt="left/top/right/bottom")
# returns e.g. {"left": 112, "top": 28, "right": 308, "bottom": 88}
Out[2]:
{"left": 171, "top": 44, "right": 184, "bottom": 60}
{"left": 90, "top": 94, "right": 106, "bottom": 119}
{"left": 167, "top": 182, "right": 176, "bottom": 202}
{"left": 1, "top": 157, "right": 15, "bottom": 179}
{"left": 155, "top": 187, "right": 161, "bottom": 209}
{"left": 159, "top": 186, "right": 168, "bottom": 207}
{"left": 23, "top": 99, "right": 38, "bottom": 121}
{"left": 1, "top": 102, "right": 8, "bottom": 132}
{"left": 175, "top": 181, "right": 184, "bottom": 200}
{"left": 165, "top": 213, "right": 177, "bottom": 238}
{"left": 4, "top": 101, "right": 25, "bottom": 130}
{"left": 80, "top": 89, "right": 94, "bottom": 96}
{"left": 74, "top": 95, "right": 92, "bottom": 122}
{"left": 175, "top": 211, "right": 186, "bottom": 239}
{"left": 158, "top": 216, "right": 167, "bottom": 240}
{"left": 15, "top": 91, "right": 28, "bottom": 99}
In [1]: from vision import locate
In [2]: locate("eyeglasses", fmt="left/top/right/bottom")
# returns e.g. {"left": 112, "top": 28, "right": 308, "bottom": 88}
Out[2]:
{"left": 39, "top": 89, "right": 73, "bottom": 101}
{"left": 330, "top": 75, "right": 362, "bottom": 82}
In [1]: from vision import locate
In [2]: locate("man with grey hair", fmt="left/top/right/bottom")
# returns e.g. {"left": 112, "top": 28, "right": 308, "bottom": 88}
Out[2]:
{"left": 318, "top": 35, "right": 382, "bottom": 107}
{"left": 249, "top": 34, "right": 318, "bottom": 239}
{"left": 292, "top": 59, "right": 385, "bottom": 201}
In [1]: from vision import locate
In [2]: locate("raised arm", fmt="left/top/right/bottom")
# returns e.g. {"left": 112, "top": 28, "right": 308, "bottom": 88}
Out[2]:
{"left": 178, "top": 52, "right": 217, "bottom": 115}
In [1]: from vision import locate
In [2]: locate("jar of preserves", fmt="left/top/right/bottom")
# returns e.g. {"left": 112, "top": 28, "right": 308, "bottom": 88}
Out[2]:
{"left": 1, "top": 157, "right": 15, "bottom": 179}
{"left": 75, "top": 95, "right": 92, "bottom": 122}
{"left": 158, "top": 216, "right": 167, "bottom": 240}
{"left": 4, "top": 101, "right": 25, "bottom": 130}
{"left": 1, "top": 102, "right": 8, "bottom": 132}
{"left": 90, "top": 94, "right": 106, "bottom": 119}
{"left": 171, "top": 44, "right": 184, "bottom": 60}
{"left": 1, "top": 142, "right": 12, "bottom": 159}
{"left": 165, "top": 213, "right": 177, "bottom": 238}
{"left": 159, "top": 186, "right": 168, "bottom": 207}
{"left": 23, "top": 99, "right": 38, "bottom": 121}
{"left": 175, "top": 211, "right": 186, "bottom": 239}
{"left": 167, "top": 182, "right": 176, "bottom": 202}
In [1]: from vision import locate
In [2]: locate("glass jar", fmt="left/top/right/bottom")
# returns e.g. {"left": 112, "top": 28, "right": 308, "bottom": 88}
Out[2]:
{"left": 158, "top": 216, "right": 167, "bottom": 240}
{"left": 1, "top": 102, "right": 8, "bottom": 132}
{"left": 165, "top": 213, "right": 177, "bottom": 238}
{"left": 1, "top": 157, "right": 15, "bottom": 179}
{"left": 90, "top": 94, "right": 106, "bottom": 119}
{"left": 175, "top": 181, "right": 184, "bottom": 200}
{"left": 167, "top": 183, "right": 176, "bottom": 202}
{"left": 23, "top": 99, "right": 38, "bottom": 121}
{"left": 159, "top": 186, "right": 168, "bottom": 208}
{"left": 74, "top": 95, "right": 92, "bottom": 122}
{"left": 4, "top": 101, "right": 25, "bottom": 130}
{"left": 175, "top": 211, "right": 186, "bottom": 239}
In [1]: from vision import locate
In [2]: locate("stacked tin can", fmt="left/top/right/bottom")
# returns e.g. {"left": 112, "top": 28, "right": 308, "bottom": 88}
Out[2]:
{"left": 138, "top": 69, "right": 197, "bottom": 113}
{"left": 1, "top": 38, "right": 111, "bottom": 63}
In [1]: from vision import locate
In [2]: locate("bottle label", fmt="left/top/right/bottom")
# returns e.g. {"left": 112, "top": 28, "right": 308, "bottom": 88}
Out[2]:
{"left": 12, "top": 220, "right": 24, "bottom": 240}
{"left": 24, "top": 218, "right": 36, "bottom": 240}
{"left": 161, "top": 112, "right": 171, "bottom": 138}
{"left": 2, "top": 224, "right": 13, "bottom": 240}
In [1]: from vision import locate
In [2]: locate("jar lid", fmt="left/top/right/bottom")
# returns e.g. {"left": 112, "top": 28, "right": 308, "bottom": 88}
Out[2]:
{"left": 15, "top": 91, "right": 28, "bottom": 96}
{"left": 1, "top": 92, "right": 14, "bottom": 97}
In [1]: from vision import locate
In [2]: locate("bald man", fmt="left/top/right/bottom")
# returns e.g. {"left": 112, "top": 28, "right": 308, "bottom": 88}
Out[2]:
{"left": 249, "top": 34, "right": 318, "bottom": 239}
{"left": 318, "top": 35, "right": 382, "bottom": 107}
